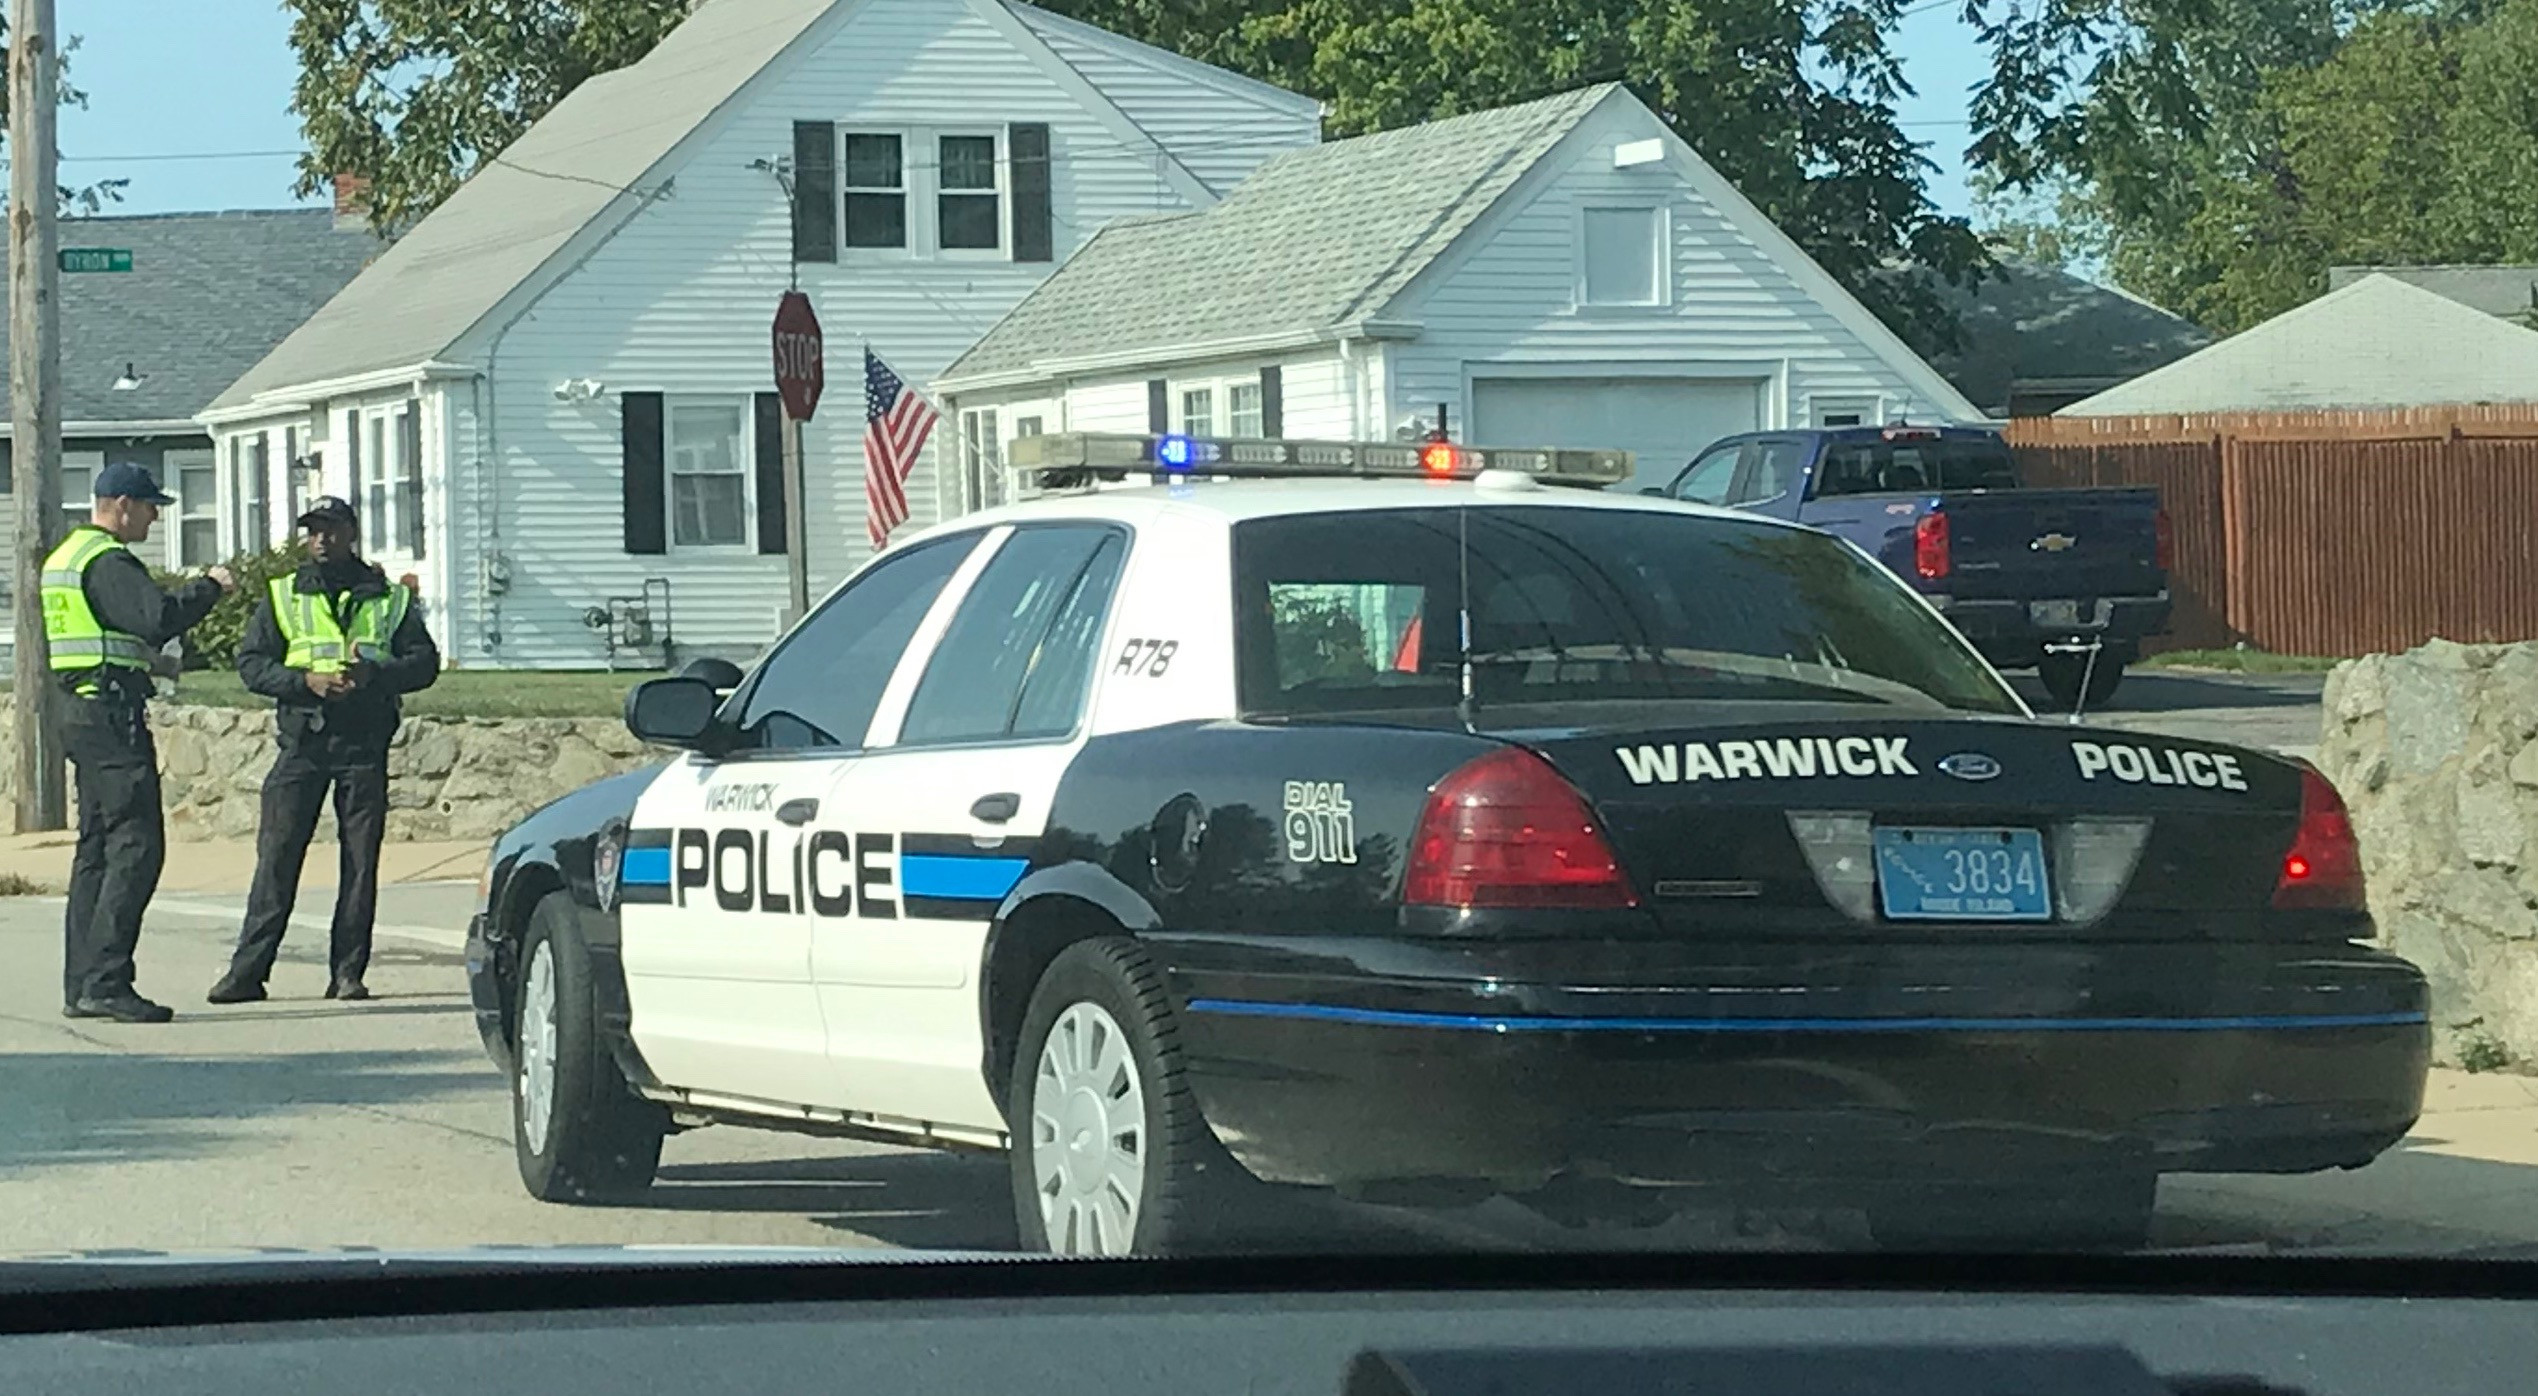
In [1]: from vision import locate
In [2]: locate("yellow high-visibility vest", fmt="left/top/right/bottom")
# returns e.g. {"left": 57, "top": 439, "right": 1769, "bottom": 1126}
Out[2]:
{"left": 269, "top": 575, "right": 411, "bottom": 675}
{"left": 40, "top": 526, "right": 152, "bottom": 689}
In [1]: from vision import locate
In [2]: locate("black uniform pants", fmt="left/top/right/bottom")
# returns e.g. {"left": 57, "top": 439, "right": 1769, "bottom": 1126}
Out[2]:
{"left": 62, "top": 696, "right": 166, "bottom": 1005}
{"left": 225, "top": 750, "right": 389, "bottom": 989}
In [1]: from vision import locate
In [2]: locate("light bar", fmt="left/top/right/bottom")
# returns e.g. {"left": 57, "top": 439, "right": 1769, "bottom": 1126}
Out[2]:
{"left": 1005, "top": 432, "right": 1634, "bottom": 488}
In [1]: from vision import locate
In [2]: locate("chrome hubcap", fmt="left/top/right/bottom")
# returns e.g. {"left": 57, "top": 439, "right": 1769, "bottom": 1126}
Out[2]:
{"left": 1029, "top": 1001, "right": 1147, "bottom": 1256}
{"left": 519, "top": 940, "right": 559, "bottom": 1156}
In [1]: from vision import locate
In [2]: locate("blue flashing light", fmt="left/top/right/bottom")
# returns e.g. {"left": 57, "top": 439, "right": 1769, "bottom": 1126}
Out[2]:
{"left": 1155, "top": 435, "right": 1196, "bottom": 470}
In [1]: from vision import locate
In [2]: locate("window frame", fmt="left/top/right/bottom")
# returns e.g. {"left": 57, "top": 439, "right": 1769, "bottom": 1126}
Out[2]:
{"left": 662, "top": 395, "right": 754, "bottom": 552}
{"left": 361, "top": 410, "right": 391, "bottom": 551}
{"left": 58, "top": 450, "right": 102, "bottom": 538}
{"left": 1809, "top": 394, "right": 1883, "bottom": 429}
{"left": 841, "top": 130, "right": 910, "bottom": 253}
{"left": 1170, "top": 373, "right": 1274, "bottom": 439}
{"left": 957, "top": 406, "right": 1002, "bottom": 514}
{"left": 170, "top": 449, "right": 221, "bottom": 569}
{"left": 1576, "top": 203, "right": 1670, "bottom": 310}
{"left": 932, "top": 128, "right": 1006, "bottom": 258}
{"left": 1176, "top": 386, "right": 1215, "bottom": 438}
{"left": 890, "top": 521, "right": 1132, "bottom": 753}
{"left": 397, "top": 402, "right": 426, "bottom": 557}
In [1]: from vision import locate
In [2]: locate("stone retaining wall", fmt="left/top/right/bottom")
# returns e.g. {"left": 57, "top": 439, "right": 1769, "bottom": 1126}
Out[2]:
{"left": 0, "top": 698, "right": 658, "bottom": 842}
{"left": 2320, "top": 639, "right": 2538, "bottom": 1068}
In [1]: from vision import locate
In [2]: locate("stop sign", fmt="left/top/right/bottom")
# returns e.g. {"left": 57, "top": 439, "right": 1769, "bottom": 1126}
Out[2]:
{"left": 772, "top": 290, "right": 824, "bottom": 420}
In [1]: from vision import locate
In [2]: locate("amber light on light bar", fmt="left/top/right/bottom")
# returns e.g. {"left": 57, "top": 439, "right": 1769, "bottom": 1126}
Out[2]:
{"left": 1005, "top": 432, "right": 1635, "bottom": 487}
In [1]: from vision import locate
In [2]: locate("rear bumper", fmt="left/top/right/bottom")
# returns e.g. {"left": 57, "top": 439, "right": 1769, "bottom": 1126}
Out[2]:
{"left": 1158, "top": 933, "right": 2428, "bottom": 1193}
{"left": 1938, "top": 593, "right": 2171, "bottom": 659}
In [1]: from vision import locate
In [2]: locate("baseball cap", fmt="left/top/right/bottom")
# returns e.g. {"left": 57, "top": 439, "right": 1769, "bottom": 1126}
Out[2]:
{"left": 92, "top": 462, "right": 174, "bottom": 505}
{"left": 296, "top": 495, "right": 360, "bottom": 534}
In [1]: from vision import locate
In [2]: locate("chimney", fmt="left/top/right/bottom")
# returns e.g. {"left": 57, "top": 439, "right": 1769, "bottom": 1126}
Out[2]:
{"left": 332, "top": 173, "right": 372, "bottom": 231}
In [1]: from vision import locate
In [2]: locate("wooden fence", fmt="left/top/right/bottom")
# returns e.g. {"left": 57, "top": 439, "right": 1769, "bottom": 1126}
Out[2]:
{"left": 2007, "top": 408, "right": 2538, "bottom": 657}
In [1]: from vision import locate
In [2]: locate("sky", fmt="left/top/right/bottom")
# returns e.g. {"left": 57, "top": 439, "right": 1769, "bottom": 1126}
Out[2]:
{"left": 55, "top": 0, "right": 1998, "bottom": 220}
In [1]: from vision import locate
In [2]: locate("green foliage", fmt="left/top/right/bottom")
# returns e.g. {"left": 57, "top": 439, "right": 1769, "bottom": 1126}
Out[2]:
{"left": 284, "top": 0, "right": 691, "bottom": 234}
{"left": 151, "top": 539, "right": 308, "bottom": 672}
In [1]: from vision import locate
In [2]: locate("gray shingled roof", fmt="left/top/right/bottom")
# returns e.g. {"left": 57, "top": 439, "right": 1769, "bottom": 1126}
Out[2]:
{"left": 208, "top": 0, "right": 839, "bottom": 413}
{"left": 0, "top": 209, "right": 380, "bottom": 427}
{"left": 1913, "top": 260, "right": 2213, "bottom": 416}
{"left": 940, "top": 85, "right": 1617, "bottom": 383}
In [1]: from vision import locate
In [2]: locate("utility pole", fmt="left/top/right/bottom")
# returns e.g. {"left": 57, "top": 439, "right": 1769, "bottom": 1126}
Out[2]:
{"left": 10, "top": 0, "right": 65, "bottom": 832}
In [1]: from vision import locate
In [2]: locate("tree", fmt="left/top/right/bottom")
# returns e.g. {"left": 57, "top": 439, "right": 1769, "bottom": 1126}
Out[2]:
{"left": 0, "top": 22, "right": 127, "bottom": 214}
{"left": 286, "top": 0, "right": 692, "bottom": 234}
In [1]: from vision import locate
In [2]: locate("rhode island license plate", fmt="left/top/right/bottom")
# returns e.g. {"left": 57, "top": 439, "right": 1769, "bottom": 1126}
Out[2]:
{"left": 1872, "top": 826, "right": 2052, "bottom": 921}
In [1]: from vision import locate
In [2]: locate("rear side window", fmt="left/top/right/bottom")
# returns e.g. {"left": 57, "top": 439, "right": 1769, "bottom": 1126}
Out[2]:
{"left": 1814, "top": 436, "right": 2019, "bottom": 497}
{"left": 900, "top": 524, "right": 1125, "bottom": 745}
{"left": 1231, "top": 507, "right": 2019, "bottom": 718}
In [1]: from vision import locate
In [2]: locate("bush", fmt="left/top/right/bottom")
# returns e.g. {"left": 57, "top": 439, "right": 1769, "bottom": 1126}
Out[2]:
{"left": 152, "top": 538, "right": 308, "bottom": 671}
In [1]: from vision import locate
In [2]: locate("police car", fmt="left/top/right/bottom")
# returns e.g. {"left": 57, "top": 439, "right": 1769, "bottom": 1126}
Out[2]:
{"left": 464, "top": 431, "right": 2430, "bottom": 1257}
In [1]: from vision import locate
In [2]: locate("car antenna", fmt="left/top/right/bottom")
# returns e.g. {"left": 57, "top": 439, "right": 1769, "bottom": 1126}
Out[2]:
{"left": 1456, "top": 501, "right": 1480, "bottom": 735}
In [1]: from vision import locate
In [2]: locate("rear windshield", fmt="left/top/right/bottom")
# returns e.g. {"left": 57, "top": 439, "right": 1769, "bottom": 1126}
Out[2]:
{"left": 1814, "top": 435, "right": 2019, "bottom": 497}
{"left": 1231, "top": 506, "right": 2023, "bottom": 718}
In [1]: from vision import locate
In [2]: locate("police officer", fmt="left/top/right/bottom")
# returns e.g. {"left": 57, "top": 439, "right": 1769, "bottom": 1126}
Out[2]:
{"left": 209, "top": 497, "right": 438, "bottom": 1004}
{"left": 49, "top": 463, "right": 234, "bottom": 1024}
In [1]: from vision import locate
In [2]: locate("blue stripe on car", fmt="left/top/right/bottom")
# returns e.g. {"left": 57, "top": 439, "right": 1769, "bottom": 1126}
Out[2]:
{"left": 900, "top": 854, "right": 1030, "bottom": 902}
{"left": 620, "top": 847, "right": 672, "bottom": 886}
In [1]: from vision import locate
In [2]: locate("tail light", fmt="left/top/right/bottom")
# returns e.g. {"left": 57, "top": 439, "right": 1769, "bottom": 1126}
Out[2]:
{"left": 1914, "top": 511, "right": 1951, "bottom": 580}
{"left": 2153, "top": 506, "right": 2174, "bottom": 571}
{"left": 2273, "top": 766, "right": 2366, "bottom": 911}
{"left": 1405, "top": 747, "right": 1638, "bottom": 909}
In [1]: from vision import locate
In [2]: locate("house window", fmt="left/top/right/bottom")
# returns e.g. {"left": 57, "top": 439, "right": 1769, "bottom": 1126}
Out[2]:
{"left": 364, "top": 412, "right": 390, "bottom": 548}
{"left": 1179, "top": 387, "right": 1215, "bottom": 438}
{"left": 399, "top": 405, "right": 426, "bottom": 557}
{"left": 60, "top": 450, "right": 101, "bottom": 537}
{"left": 843, "top": 133, "right": 906, "bottom": 249}
{"left": 959, "top": 407, "right": 1001, "bottom": 512}
{"left": 247, "top": 433, "right": 270, "bottom": 549}
{"left": 1014, "top": 416, "right": 1043, "bottom": 438}
{"left": 283, "top": 426, "right": 305, "bottom": 526}
{"left": 667, "top": 398, "right": 749, "bottom": 547}
{"left": 176, "top": 457, "right": 220, "bottom": 568}
{"left": 1229, "top": 382, "right": 1264, "bottom": 438}
{"left": 1810, "top": 394, "right": 1881, "bottom": 428}
{"left": 937, "top": 133, "right": 1001, "bottom": 251}
{"left": 1581, "top": 206, "right": 1663, "bottom": 306}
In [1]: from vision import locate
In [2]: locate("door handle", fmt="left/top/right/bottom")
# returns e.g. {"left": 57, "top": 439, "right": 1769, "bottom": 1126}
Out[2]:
{"left": 776, "top": 797, "right": 820, "bottom": 827}
{"left": 971, "top": 792, "right": 1021, "bottom": 824}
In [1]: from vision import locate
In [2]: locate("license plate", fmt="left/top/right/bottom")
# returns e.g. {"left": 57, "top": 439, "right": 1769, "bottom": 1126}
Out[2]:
{"left": 2029, "top": 598, "right": 2111, "bottom": 628}
{"left": 1872, "top": 827, "right": 2052, "bottom": 921}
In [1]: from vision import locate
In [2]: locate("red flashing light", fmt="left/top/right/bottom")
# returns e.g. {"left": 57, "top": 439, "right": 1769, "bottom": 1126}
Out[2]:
{"left": 2273, "top": 766, "right": 2366, "bottom": 911}
{"left": 1914, "top": 510, "right": 1952, "bottom": 581}
{"left": 1419, "top": 442, "right": 1459, "bottom": 475}
{"left": 1404, "top": 747, "right": 1638, "bottom": 910}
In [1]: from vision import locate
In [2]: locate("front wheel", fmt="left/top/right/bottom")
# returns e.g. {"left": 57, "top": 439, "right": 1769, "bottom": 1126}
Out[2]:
{"left": 2038, "top": 650, "right": 2125, "bottom": 710}
{"left": 512, "top": 892, "right": 669, "bottom": 1203}
{"left": 1007, "top": 938, "right": 1265, "bottom": 1256}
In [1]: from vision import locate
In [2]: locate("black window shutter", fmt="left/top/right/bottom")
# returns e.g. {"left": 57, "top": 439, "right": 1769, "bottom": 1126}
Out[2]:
{"left": 1259, "top": 366, "right": 1283, "bottom": 439}
{"left": 1010, "top": 122, "right": 1052, "bottom": 263}
{"left": 622, "top": 392, "right": 666, "bottom": 555}
{"left": 1147, "top": 379, "right": 1169, "bottom": 433}
{"left": 754, "top": 392, "right": 787, "bottom": 556}
{"left": 792, "top": 121, "right": 837, "bottom": 263}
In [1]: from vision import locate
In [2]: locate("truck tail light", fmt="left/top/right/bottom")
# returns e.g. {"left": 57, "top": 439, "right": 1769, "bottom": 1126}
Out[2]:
{"left": 2274, "top": 766, "right": 2366, "bottom": 911}
{"left": 1405, "top": 748, "right": 1637, "bottom": 910}
{"left": 1914, "top": 511, "right": 1951, "bottom": 581}
{"left": 2153, "top": 506, "right": 2174, "bottom": 571}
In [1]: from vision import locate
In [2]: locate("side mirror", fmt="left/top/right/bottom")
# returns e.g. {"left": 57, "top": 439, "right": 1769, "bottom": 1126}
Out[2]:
{"left": 680, "top": 656, "right": 746, "bottom": 691}
{"left": 625, "top": 676, "right": 722, "bottom": 750}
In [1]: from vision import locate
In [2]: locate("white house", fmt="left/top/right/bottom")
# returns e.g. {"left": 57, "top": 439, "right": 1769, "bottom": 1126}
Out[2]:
{"left": 200, "top": 0, "right": 1319, "bottom": 668}
{"left": 931, "top": 83, "right": 1981, "bottom": 499}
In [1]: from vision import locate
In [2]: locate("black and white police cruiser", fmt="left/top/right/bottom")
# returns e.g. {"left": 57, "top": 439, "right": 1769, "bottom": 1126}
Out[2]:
{"left": 465, "top": 430, "right": 2429, "bottom": 1256}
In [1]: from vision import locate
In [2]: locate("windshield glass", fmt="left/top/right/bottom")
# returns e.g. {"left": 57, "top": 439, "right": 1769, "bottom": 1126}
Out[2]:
{"left": 1814, "top": 437, "right": 2020, "bottom": 496}
{"left": 1232, "top": 506, "right": 2022, "bottom": 717}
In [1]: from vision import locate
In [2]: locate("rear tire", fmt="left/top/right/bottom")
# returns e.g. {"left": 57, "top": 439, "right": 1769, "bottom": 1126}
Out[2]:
{"left": 2038, "top": 651, "right": 2124, "bottom": 710}
{"left": 512, "top": 892, "right": 668, "bottom": 1204}
{"left": 1007, "top": 938, "right": 1281, "bottom": 1256}
{"left": 1867, "top": 1173, "right": 2157, "bottom": 1253}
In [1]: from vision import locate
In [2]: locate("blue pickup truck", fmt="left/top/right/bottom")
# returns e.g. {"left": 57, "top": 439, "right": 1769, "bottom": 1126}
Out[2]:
{"left": 1651, "top": 425, "right": 2172, "bottom": 708}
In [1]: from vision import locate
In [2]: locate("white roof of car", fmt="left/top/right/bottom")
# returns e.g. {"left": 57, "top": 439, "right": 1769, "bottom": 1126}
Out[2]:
{"left": 894, "top": 476, "right": 1801, "bottom": 545}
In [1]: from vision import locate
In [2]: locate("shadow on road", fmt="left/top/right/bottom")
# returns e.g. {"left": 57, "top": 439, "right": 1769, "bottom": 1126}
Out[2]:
{"left": 649, "top": 1152, "right": 1018, "bottom": 1251}
{"left": 0, "top": 1049, "right": 489, "bottom": 1177}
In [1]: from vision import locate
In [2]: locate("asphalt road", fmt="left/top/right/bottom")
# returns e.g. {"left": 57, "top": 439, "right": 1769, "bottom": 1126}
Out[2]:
{"left": 2010, "top": 667, "right": 2327, "bottom": 761}
{"left": 6, "top": 864, "right": 2537, "bottom": 1263}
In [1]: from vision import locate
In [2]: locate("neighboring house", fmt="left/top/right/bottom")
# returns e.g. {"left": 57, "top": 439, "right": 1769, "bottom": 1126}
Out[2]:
{"left": 201, "top": 0, "right": 1320, "bottom": 669}
{"left": 2327, "top": 264, "right": 2538, "bottom": 323}
{"left": 2059, "top": 274, "right": 2538, "bottom": 416}
{"left": 1913, "top": 259, "right": 2213, "bottom": 420}
{"left": 0, "top": 209, "right": 377, "bottom": 604}
{"left": 931, "top": 84, "right": 1981, "bottom": 498}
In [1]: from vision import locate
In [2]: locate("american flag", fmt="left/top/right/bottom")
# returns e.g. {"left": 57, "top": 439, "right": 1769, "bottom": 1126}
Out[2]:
{"left": 863, "top": 348, "right": 939, "bottom": 549}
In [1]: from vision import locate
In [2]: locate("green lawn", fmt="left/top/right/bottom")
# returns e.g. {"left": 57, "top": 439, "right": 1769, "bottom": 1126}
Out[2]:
{"left": 2139, "top": 648, "right": 2345, "bottom": 674}
{"left": 154, "top": 669, "right": 652, "bottom": 719}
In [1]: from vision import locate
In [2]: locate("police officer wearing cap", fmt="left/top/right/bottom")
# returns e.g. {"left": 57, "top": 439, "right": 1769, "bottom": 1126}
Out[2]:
{"left": 46, "top": 463, "right": 234, "bottom": 1024}
{"left": 209, "top": 496, "right": 438, "bottom": 1004}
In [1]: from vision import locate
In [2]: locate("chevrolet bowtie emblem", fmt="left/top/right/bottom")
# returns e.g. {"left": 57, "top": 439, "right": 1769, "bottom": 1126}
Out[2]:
{"left": 2031, "top": 532, "right": 2077, "bottom": 553}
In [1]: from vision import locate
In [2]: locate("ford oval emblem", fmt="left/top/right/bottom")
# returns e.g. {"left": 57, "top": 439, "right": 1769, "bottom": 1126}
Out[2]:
{"left": 1938, "top": 752, "right": 2002, "bottom": 782}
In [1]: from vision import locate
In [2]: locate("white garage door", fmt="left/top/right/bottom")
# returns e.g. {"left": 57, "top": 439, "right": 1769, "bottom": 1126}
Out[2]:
{"left": 1471, "top": 377, "right": 1765, "bottom": 493}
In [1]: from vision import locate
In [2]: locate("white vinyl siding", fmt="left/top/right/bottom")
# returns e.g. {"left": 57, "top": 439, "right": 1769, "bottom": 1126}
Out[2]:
{"left": 1013, "top": 6, "right": 1318, "bottom": 195}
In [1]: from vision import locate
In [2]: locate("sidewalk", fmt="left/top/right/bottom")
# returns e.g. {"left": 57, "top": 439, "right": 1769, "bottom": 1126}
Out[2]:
{"left": 0, "top": 830, "right": 485, "bottom": 895}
